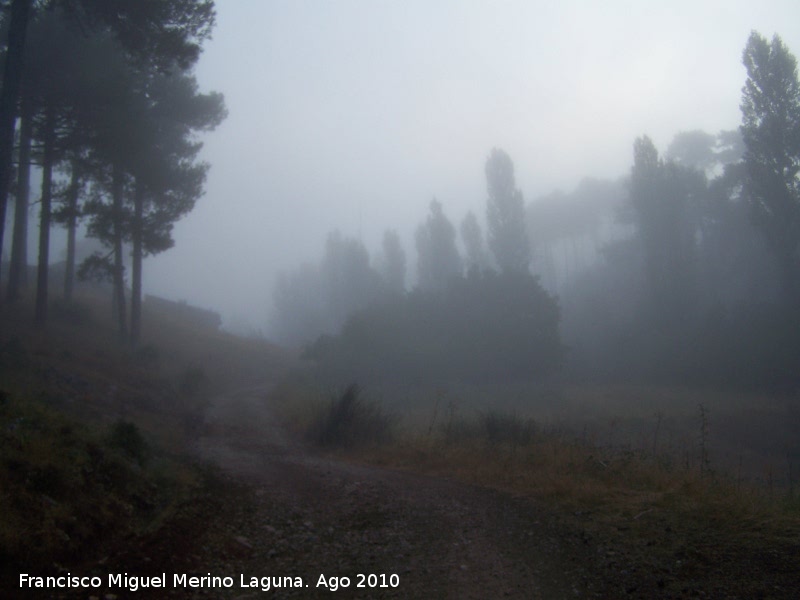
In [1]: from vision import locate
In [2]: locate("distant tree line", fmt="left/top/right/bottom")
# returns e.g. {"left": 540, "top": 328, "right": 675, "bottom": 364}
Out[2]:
{"left": 274, "top": 148, "right": 561, "bottom": 383}
{"left": 275, "top": 30, "right": 800, "bottom": 391}
{"left": 561, "top": 31, "right": 800, "bottom": 390}
{"left": 0, "top": 0, "right": 226, "bottom": 345}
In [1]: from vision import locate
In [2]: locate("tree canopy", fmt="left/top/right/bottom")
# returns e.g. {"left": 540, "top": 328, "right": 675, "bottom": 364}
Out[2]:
{"left": 415, "top": 199, "right": 461, "bottom": 293}
{"left": 485, "top": 148, "right": 530, "bottom": 273}
{"left": 740, "top": 31, "right": 800, "bottom": 302}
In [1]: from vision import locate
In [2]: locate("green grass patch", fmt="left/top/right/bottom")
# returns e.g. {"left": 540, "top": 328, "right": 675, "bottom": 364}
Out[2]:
{"left": 0, "top": 393, "right": 200, "bottom": 570}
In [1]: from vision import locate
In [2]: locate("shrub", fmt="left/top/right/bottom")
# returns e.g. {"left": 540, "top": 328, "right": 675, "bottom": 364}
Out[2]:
{"left": 310, "top": 384, "right": 393, "bottom": 448}
{"left": 480, "top": 410, "right": 537, "bottom": 447}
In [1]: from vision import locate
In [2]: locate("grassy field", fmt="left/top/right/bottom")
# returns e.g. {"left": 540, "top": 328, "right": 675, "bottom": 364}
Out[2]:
{"left": 271, "top": 375, "right": 800, "bottom": 581}
{"left": 3, "top": 282, "right": 798, "bottom": 590}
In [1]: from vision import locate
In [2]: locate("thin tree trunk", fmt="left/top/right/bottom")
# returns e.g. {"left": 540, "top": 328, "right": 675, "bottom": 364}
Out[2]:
{"left": 130, "top": 179, "right": 144, "bottom": 346}
{"left": 34, "top": 108, "right": 55, "bottom": 325}
{"left": 7, "top": 100, "right": 32, "bottom": 301}
{"left": 64, "top": 163, "right": 80, "bottom": 302}
{"left": 0, "top": 0, "right": 32, "bottom": 288}
{"left": 112, "top": 162, "right": 127, "bottom": 339}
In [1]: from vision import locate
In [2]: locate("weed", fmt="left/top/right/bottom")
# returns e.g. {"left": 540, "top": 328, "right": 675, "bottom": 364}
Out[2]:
{"left": 699, "top": 403, "right": 711, "bottom": 477}
{"left": 310, "top": 384, "right": 393, "bottom": 448}
{"left": 652, "top": 411, "right": 663, "bottom": 457}
{"left": 480, "top": 409, "right": 536, "bottom": 447}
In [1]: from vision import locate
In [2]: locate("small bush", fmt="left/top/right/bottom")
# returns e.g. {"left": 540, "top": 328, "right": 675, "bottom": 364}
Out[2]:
{"left": 480, "top": 410, "right": 537, "bottom": 447}
{"left": 310, "top": 384, "right": 393, "bottom": 448}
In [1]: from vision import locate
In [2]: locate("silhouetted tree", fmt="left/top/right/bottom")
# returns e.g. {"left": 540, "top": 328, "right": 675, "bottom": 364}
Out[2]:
{"left": 126, "top": 69, "right": 225, "bottom": 345}
{"left": 740, "top": 31, "right": 800, "bottom": 302}
{"left": 6, "top": 90, "right": 33, "bottom": 300}
{"left": 379, "top": 229, "right": 406, "bottom": 293}
{"left": 321, "top": 231, "right": 382, "bottom": 327}
{"left": 460, "top": 211, "right": 489, "bottom": 274}
{"left": 485, "top": 148, "right": 530, "bottom": 272}
{"left": 715, "top": 129, "right": 746, "bottom": 166}
{"left": 666, "top": 130, "right": 718, "bottom": 173}
{"left": 21, "top": 10, "right": 99, "bottom": 315}
{"left": 271, "top": 231, "right": 384, "bottom": 346}
{"left": 666, "top": 129, "right": 746, "bottom": 176}
{"left": 0, "top": 0, "right": 32, "bottom": 287}
{"left": 271, "top": 264, "right": 328, "bottom": 346}
{"left": 629, "top": 135, "right": 704, "bottom": 322}
{"left": 21, "top": 10, "right": 90, "bottom": 323}
{"left": 0, "top": 0, "right": 216, "bottom": 289}
{"left": 415, "top": 198, "right": 461, "bottom": 292}
{"left": 526, "top": 178, "right": 626, "bottom": 292}
{"left": 699, "top": 161, "right": 778, "bottom": 308}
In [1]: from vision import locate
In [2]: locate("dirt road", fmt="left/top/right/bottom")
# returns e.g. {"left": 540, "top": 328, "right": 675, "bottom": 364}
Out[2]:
{"left": 23, "top": 384, "right": 795, "bottom": 599}
{"left": 170, "top": 385, "right": 600, "bottom": 599}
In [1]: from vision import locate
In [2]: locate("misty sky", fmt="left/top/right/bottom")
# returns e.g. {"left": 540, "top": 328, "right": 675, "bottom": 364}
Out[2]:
{"left": 143, "top": 0, "right": 800, "bottom": 334}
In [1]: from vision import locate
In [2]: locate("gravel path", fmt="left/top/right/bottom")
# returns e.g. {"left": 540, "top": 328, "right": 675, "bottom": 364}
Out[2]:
{"left": 179, "top": 386, "right": 596, "bottom": 599}
{"left": 16, "top": 385, "right": 798, "bottom": 599}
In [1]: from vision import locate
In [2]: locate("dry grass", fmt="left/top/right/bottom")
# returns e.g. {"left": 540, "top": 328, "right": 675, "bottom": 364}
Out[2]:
{"left": 273, "top": 378, "right": 800, "bottom": 565}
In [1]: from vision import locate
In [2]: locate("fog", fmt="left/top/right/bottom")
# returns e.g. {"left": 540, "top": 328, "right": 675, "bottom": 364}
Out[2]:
{"left": 4, "top": 6, "right": 800, "bottom": 589}
{"left": 139, "top": 0, "right": 800, "bottom": 334}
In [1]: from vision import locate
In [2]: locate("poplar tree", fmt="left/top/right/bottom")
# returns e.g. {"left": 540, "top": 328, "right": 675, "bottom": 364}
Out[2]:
{"left": 740, "top": 31, "right": 800, "bottom": 302}
{"left": 485, "top": 148, "right": 530, "bottom": 273}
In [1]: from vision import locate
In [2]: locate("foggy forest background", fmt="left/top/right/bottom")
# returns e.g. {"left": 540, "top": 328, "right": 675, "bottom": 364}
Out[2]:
{"left": 0, "top": 3, "right": 799, "bottom": 396}
{"left": 269, "top": 31, "right": 800, "bottom": 393}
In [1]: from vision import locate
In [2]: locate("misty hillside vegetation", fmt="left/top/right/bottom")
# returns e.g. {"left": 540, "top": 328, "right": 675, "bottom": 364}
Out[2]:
{"left": 273, "top": 31, "right": 800, "bottom": 395}
{"left": 0, "top": 276, "right": 291, "bottom": 572}
{"left": 0, "top": 0, "right": 245, "bottom": 577}
{"left": 0, "top": 0, "right": 226, "bottom": 346}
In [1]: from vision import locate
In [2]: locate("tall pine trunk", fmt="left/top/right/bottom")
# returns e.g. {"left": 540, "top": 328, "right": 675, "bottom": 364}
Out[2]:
{"left": 0, "top": 0, "right": 31, "bottom": 287}
{"left": 63, "top": 163, "right": 80, "bottom": 302}
{"left": 7, "top": 100, "right": 32, "bottom": 301}
{"left": 34, "top": 108, "right": 55, "bottom": 325}
{"left": 111, "top": 163, "right": 128, "bottom": 339}
{"left": 130, "top": 179, "right": 144, "bottom": 346}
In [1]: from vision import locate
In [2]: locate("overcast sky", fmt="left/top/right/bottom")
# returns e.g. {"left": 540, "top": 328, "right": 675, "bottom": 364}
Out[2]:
{"left": 143, "top": 0, "right": 800, "bottom": 334}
